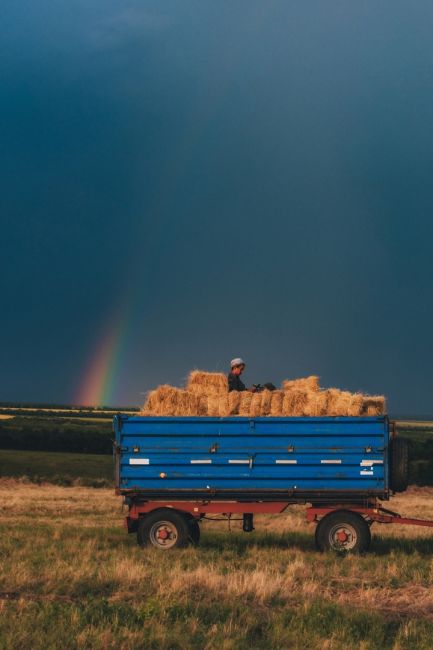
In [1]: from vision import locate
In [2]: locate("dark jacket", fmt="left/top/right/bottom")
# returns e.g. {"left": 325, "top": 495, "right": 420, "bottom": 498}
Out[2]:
{"left": 228, "top": 372, "right": 246, "bottom": 392}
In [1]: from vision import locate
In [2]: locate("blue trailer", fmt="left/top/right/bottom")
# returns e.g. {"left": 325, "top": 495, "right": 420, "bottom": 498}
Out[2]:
{"left": 114, "top": 414, "right": 418, "bottom": 553}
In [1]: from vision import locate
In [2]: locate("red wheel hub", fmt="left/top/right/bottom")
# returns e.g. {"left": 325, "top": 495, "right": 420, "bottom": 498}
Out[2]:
{"left": 158, "top": 529, "right": 169, "bottom": 540}
{"left": 336, "top": 529, "right": 349, "bottom": 543}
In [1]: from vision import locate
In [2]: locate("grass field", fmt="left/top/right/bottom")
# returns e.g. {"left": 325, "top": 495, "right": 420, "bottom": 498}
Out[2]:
{"left": 1, "top": 482, "right": 433, "bottom": 649}
{"left": 0, "top": 449, "right": 113, "bottom": 486}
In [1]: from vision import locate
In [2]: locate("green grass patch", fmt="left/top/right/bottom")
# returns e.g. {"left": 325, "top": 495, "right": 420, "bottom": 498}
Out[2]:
{"left": 0, "top": 415, "right": 113, "bottom": 454}
{"left": 0, "top": 449, "right": 113, "bottom": 486}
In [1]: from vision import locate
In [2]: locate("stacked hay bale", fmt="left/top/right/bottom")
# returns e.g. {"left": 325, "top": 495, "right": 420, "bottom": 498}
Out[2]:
{"left": 140, "top": 371, "right": 386, "bottom": 417}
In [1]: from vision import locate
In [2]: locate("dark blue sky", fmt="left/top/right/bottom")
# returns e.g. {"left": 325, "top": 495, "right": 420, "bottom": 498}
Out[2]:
{"left": 2, "top": 1, "right": 433, "bottom": 412}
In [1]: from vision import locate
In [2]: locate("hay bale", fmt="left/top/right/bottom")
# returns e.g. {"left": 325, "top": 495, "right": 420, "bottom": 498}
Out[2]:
{"left": 228, "top": 391, "right": 241, "bottom": 415}
{"left": 141, "top": 385, "right": 203, "bottom": 416}
{"left": 282, "top": 390, "right": 308, "bottom": 416}
{"left": 347, "top": 393, "right": 364, "bottom": 417}
{"left": 142, "top": 385, "right": 180, "bottom": 416}
{"left": 207, "top": 395, "right": 220, "bottom": 417}
{"left": 323, "top": 388, "right": 341, "bottom": 416}
{"left": 282, "top": 376, "right": 320, "bottom": 392}
{"left": 187, "top": 370, "right": 227, "bottom": 396}
{"left": 260, "top": 390, "right": 272, "bottom": 416}
{"left": 218, "top": 395, "right": 230, "bottom": 417}
{"left": 361, "top": 396, "right": 386, "bottom": 416}
{"left": 239, "top": 392, "right": 253, "bottom": 416}
{"left": 250, "top": 392, "right": 262, "bottom": 417}
{"left": 303, "top": 390, "right": 329, "bottom": 416}
{"left": 330, "top": 390, "right": 351, "bottom": 416}
{"left": 270, "top": 391, "right": 284, "bottom": 416}
{"left": 198, "top": 395, "right": 209, "bottom": 416}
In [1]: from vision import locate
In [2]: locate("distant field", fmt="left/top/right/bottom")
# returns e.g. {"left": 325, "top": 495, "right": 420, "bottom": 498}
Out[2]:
{"left": 1, "top": 482, "right": 433, "bottom": 649}
{"left": 0, "top": 449, "right": 113, "bottom": 486}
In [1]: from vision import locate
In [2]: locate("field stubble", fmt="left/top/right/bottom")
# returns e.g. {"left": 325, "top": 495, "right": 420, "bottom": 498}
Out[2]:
{"left": 1, "top": 482, "right": 433, "bottom": 649}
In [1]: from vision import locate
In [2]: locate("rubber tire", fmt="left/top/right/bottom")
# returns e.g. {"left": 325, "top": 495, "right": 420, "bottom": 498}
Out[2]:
{"left": 188, "top": 519, "right": 200, "bottom": 545}
{"left": 315, "top": 510, "right": 371, "bottom": 553}
{"left": 137, "top": 509, "right": 190, "bottom": 549}
{"left": 390, "top": 437, "right": 409, "bottom": 493}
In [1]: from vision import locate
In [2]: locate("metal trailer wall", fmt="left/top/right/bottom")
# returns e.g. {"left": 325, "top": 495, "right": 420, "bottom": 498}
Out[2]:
{"left": 114, "top": 415, "right": 390, "bottom": 501}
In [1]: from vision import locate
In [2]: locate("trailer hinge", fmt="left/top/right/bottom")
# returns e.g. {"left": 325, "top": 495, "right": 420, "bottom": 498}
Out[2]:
{"left": 209, "top": 443, "right": 219, "bottom": 453}
{"left": 133, "top": 446, "right": 140, "bottom": 453}
{"left": 249, "top": 420, "right": 255, "bottom": 429}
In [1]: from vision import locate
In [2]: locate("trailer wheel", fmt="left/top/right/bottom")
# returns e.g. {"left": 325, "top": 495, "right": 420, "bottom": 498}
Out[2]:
{"left": 188, "top": 518, "right": 200, "bottom": 545}
{"left": 315, "top": 511, "right": 371, "bottom": 553}
{"left": 137, "top": 509, "right": 190, "bottom": 549}
{"left": 390, "top": 437, "right": 409, "bottom": 493}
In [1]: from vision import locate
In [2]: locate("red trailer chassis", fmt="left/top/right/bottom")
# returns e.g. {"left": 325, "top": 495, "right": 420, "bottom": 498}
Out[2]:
{"left": 124, "top": 498, "right": 433, "bottom": 552}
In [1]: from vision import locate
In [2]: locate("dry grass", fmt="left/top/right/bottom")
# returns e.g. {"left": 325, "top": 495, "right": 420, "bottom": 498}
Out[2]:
{"left": 2, "top": 482, "right": 433, "bottom": 648}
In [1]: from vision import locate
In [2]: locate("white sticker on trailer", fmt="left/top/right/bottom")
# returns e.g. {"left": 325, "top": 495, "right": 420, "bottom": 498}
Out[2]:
{"left": 360, "top": 460, "right": 383, "bottom": 466}
{"left": 228, "top": 460, "right": 250, "bottom": 464}
{"left": 320, "top": 459, "right": 342, "bottom": 464}
{"left": 360, "top": 470, "right": 374, "bottom": 475}
{"left": 129, "top": 458, "right": 150, "bottom": 465}
{"left": 190, "top": 459, "right": 212, "bottom": 464}
{"left": 275, "top": 460, "right": 298, "bottom": 464}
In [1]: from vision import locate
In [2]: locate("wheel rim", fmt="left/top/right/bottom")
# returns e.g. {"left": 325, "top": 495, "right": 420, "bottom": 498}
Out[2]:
{"left": 328, "top": 522, "right": 358, "bottom": 550}
{"left": 149, "top": 520, "right": 179, "bottom": 549}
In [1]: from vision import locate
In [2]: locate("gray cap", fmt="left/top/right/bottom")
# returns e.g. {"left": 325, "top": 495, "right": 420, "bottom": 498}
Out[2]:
{"left": 230, "top": 357, "right": 245, "bottom": 368}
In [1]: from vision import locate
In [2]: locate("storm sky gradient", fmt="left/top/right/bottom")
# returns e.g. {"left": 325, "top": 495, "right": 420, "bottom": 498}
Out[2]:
{"left": 2, "top": 1, "right": 433, "bottom": 413}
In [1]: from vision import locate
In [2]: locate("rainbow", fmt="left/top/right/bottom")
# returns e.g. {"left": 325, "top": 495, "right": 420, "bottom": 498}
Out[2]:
{"left": 75, "top": 310, "right": 129, "bottom": 407}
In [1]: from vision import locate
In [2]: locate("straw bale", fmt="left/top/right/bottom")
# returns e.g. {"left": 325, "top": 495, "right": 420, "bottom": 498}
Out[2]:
{"left": 142, "top": 385, "right": 180, "bottom": 416}
{"left": 323, "top": 389, "right": 341, "bottom": 416}
{"left": 270, "top": 391, "right": 284, "bottom": 416}
{"left": 207, "top": 395, "right": 221, "bottom": 417}
{"left": 282, "top": 390, "right": 309, "bottom": 416}
{"left": 303, "top": 390, "right": 329, "bottom": 417}
{"left": 347, "top": 393, "right": 364, "bottom": 417}
{"left": 362, "top": 396, "right": 386, "bottom": 416}
{"left": 228, "top": 391, "right": 241, "bottom": 415}
{"left": 239, "top": 392, "right": 253, "bottom": 416}
{"left": 282, "top": 376, "right": 320, "bottom": 393}
{"left": 198, "top": 395, "right": 209, "bottom": 416}
{"left": 250, "top": 392, "right": 263, "bottom": 417}
{"left": 187, "top": 370, "right": 227, "bottom": 396}
{"left": 260, "top": 390, "right": 272, "bottom": 416}
{"left": 331, "top": 391, "right": 351, "bottom": 416}
{"left": 218, "top": 395, "right": 230, "bottom": 417}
